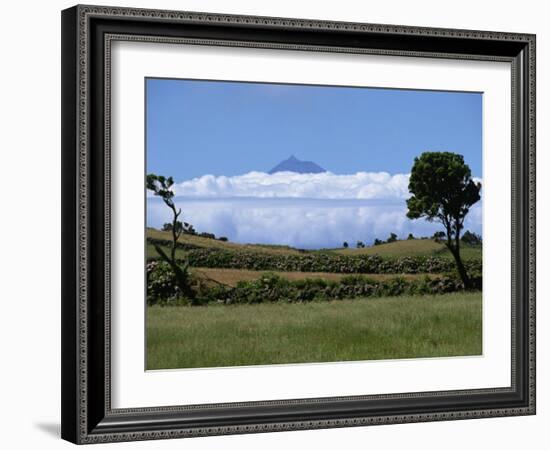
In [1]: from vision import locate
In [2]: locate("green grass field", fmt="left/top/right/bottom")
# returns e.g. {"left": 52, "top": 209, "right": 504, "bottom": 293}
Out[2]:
{"left": 146, "top": 292, "right": 482, "bottom": 370}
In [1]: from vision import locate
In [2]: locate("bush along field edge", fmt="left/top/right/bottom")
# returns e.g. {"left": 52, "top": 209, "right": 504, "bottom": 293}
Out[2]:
{"left": 147, "top": 260, "right": 482, "bottom": 306}
{"left": 147, "top": 237, "right": 481, "bottom": 275}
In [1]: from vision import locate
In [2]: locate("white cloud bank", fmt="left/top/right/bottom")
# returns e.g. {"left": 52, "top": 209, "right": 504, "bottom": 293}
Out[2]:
{"left": 147, "top": 171, "right": 482, "bottom": 249}
{"left": 147, "top": 198, "right": 482, "bottom": 250}
{"left": 172, "top": 171, "right": 411, "bottom": 200}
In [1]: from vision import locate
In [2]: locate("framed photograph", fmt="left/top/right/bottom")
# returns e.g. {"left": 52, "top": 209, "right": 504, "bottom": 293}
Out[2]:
{"left": 61, "top": 5, "right": 536, "bottom": 444}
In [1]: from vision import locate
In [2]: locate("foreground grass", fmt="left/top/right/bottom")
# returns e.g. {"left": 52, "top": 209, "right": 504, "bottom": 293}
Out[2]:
{"left": 147, "top": 292, "right": 482, "bottom": 370}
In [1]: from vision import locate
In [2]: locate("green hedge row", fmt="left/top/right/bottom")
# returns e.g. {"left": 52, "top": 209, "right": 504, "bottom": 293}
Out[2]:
{"left": 147, "top": 261, "right": 480, "bottom": 306}
{"left": 147, "top": 237, "right": 482, "bottom": 275}
{"left": 194, "top": 274, "right": 473, "bottom": 306}
{"left": 179, "top": 249, "right": 480, "bottom": 275}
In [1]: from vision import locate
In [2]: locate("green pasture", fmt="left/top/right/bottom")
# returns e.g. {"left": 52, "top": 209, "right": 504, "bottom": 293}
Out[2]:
{"left": 147, "top": 292, "right": 482, "bottom": 370}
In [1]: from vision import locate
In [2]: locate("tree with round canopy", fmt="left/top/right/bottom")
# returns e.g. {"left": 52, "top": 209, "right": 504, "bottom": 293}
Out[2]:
{"left": 406, "top": 151, "right": 481, "bottom": 288}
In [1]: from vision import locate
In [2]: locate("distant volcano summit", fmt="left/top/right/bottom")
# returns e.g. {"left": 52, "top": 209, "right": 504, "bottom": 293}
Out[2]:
{"left": 268, "top": 155, "right": 326, "bottom": 174}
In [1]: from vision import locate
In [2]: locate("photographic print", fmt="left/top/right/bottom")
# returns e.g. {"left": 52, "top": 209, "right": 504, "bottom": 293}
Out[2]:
{"left": 61, "top": 8, "right": 535, "bottom": 442}
{"left": 145, "top": 78, "right": 483, "bottom": 370}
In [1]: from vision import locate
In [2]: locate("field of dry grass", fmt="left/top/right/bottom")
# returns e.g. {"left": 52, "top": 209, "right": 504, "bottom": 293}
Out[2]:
{"left": 330, "top": 239, "right": 481, "bottom": 260}
{"left": 330, "top": 238, "right": 444, "bottom": 256}
{"left": 192, "top": 267, "right": 438, "bottom": 287}
{"left": 147, "top": 228, "right": 303, "bottom": 255}
{"left": 147, "top": 228, "right": 482, "bottom": 260}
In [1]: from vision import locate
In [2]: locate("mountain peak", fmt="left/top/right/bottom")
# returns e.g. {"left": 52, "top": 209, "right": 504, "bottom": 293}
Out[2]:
{"left": 268, "top": 156, "right": 326, "bottom": 174}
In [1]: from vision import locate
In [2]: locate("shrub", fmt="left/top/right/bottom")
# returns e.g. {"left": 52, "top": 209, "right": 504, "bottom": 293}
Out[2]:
{"left": 176, "top": 248, "right": 481, "bottom": 275}
{"left": 148, "top": 266, "right": 478, "bottom": 305}
{"left": 146, "top": 261, "right": 189, "bottom": 305}
{"left": 146, "top": 258, "right": 198, "bottom": 305}
{"left": 461, "top": 230, "right": 482, "bottom": 245}
{"left": 185, "top": 274, "right": 470, "bottom": 306}
{"left": 161, "top": 221, "right": 196, "bottom": 235}
{"left": 432, "top": 231, "right": 446, "bottom": 242}
{"left": 183, "top": 222, "right": 197, "bottom": 235}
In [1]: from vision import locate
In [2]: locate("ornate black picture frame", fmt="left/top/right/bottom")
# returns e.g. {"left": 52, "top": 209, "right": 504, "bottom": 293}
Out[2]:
{"left": 61, "top": 4, "right": 536, "bottom": 444}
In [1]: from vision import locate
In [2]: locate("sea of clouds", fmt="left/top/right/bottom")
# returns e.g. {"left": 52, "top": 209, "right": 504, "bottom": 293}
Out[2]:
{"left": 167, "top": 171, "right": 412, "bottom": 200}
{"left": 147, "top": 171, "right": 482, "bottom": 249}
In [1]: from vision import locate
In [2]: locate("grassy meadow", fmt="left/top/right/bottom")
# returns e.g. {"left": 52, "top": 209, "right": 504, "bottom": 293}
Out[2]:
{"left": 147, "top": 228, "right": 303, "bottom": 255}
{"left": 147, "top": 292, "right": 482, "bottom": 369}
{"left": 330, "top": 238, "right": 482, "bottom": 260}
{"left": 147, "top": 228, "right": 482, "bottom": 260}
{"left": 146, "top": 228, "right": 482, "bottom": 369}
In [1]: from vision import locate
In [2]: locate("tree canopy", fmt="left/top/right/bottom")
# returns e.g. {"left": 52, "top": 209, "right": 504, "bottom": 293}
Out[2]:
{"left": 406, "top": 152, "right": 480, "bottom": 227}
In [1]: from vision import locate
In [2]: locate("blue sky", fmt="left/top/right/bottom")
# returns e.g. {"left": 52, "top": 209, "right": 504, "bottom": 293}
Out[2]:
{"left": 146, "top": 78, "right": 482, "bottom": 180}
{"left": 146, "top": 78, "right": 482, "bottom": 248}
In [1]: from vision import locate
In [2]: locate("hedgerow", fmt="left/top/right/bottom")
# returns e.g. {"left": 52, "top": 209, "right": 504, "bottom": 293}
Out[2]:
{"left": 199, "top": 274, "right": 473, "bottom": 305}
{"left": 148, "top": 242, "right": 481, "bottom": 275}
{"left": 147, "top": 266, "right": 480, "bottom": 306}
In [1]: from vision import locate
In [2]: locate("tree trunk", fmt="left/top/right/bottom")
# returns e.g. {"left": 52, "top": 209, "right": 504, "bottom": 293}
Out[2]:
{"left": 170, "top": 207, "right": 180, "bottom": 266}
{"left": 154, "top": 244, "right": 191, "bottom": 297}
{"left": 170, "top": 227, "right": 177, "bottom": 264}
{"left": 448, "top": 245, "right": 472, "bottom": 289}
